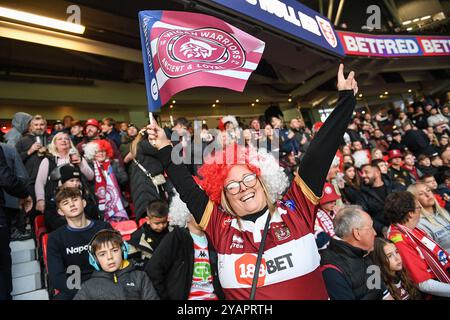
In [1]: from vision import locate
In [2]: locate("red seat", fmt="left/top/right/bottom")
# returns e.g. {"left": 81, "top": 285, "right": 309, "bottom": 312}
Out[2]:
{"left": 138, "top": 218, "right": 146, "bottom": 228}
{"left": 110, "top": 220, "right": 138, "bottom": 241}
{"left": 34, "top": 215, "right": 47, "bottom": 247}
{"left": 42, "top": 233, "right": 49, "bottom": 273}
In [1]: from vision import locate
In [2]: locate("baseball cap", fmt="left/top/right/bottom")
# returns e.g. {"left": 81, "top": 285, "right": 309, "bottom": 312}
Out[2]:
{"left": 85, "top": 118, "right": 100, "bottom": 129}
{"left": 320, "top": 183, "right": 341, "bottom": 205}
{"left": 60, "top": 165, "right": 81, "bottom": 184}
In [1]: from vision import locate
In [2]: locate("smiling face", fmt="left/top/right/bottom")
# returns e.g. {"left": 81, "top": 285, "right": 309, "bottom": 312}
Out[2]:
{"left": 54, "top": 133, "right": 71, "bottom": 153}
{"left": 224, "top": 165, "right": 266, "bottom": 217}
{"left": 94, "top": 149, "right": 107, "bottom": 163}
{"left": 95, "top": 241, "right": 123, "bottom": 273}
{"left": 86, "top": 125, "right": 99, "bottom": 138}
{"left": 30, "top": 119, "right": 46, "bottom": 136}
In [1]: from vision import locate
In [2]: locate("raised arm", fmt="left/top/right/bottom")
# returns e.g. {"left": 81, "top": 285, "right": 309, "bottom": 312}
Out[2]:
{"left": 146, "top": 126, "right": 209, "bottom": 223}
{"left": 298, "top": 64, "right": 357, "bottom": 197}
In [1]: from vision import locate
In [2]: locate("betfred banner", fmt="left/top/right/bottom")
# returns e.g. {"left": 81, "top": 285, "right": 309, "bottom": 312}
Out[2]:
{"left": 338, "top": 31, "right": 450, "bottom": 57}
{"left": 206, "top": 0, "right": 345, "bottom": 57}
{"left": 138, "top": 11, "right": 266, "bottom": 112}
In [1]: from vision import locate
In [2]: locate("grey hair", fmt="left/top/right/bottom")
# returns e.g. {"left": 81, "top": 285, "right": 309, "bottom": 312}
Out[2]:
{"left": 334, "top": 205, "right": 364, "bottom": 238}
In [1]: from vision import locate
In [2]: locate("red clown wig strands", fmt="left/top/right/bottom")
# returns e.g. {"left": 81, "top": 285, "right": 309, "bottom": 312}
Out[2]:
{"left": 83, "top": 139, "right": 114, "bottom": 161}
{"left": 196, "top": 143, "right": 289, "bottom": 205}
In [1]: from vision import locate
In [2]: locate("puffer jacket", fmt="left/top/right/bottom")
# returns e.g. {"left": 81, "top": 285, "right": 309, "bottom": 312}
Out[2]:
{"left": 73, "top": 261, "right": 159, "bottom": 300}
{"left": 5, "top": 112, "right": 32, "bottom": 146}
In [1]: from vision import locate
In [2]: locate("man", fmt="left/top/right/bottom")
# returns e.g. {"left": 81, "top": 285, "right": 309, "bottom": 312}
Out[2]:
{"left": 357, "top": 163, "right": 405, "bottom": 235}
{"left": 289, "top": 118, "right": 309, "bottom": 153}
{"left": 387, "top": 149, "right": 414, "bottom": 186}
{"left": 402, "top": 120, "right": 434, "bottom": 157}
{"left": 0, "top": 147, "right": 32, "bottom": 300}
{"left": 320, "top": 205, "right": 391, "bottom": 300}
{"left": 427, "top": 106, "right": 449, "bottom": 132}
{"left": 101, "top": 117, "right": 121, "bottom": 148}
{"left": 1, "top": 143, "right": 31, "bottom": 241}
{"left": 15, "top": 115, "right": 49, "bottom": 200}
{"left": 76, "top": 118, "right": 123, "bottom": 167}
{"left": 388, "top": 130, "right": 407, "bottom": 152}
{"left": 5, "top": 112, "right": 32, "bottom": 146}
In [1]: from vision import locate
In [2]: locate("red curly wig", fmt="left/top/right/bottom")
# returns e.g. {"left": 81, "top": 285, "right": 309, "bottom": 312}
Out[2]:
{"left": 196, "top": 143, "right": 261, "bottom": 204}
{"left": 95, "top": 139, "right": 114, "bottom": 159}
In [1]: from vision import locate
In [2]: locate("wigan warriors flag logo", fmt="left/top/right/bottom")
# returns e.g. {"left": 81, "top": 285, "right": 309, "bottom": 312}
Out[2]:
{"left": 138, "top": 11, "right": 265, "bottom": 112}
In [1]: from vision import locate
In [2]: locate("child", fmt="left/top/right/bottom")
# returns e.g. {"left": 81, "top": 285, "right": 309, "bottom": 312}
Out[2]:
{"left": 128, "top": 199, "right": 170, "bottom": 269}
{"left": 314, "top": 183, "right": 340, "bottom": 250}
{"left": 371, "top": 237, "right": 421, "bottom": 300}
{"left": 145, "top": 195, "right": 223, "bottom": 300}
{"left": 73, "top": 229, "right": 159, "bottom": 300}
{"left": 45, "top": 164, "right": 99, "bottom": 232}
{"left": 47, "top": 187, "right": 111, "bottom": 300}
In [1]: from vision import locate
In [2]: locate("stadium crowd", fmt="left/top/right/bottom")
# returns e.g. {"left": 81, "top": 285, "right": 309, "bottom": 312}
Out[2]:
{"left": 1, "top": 65, "right": 450, "bottom": 300}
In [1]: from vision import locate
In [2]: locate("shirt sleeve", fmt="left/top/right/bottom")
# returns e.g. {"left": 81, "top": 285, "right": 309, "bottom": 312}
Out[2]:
{"left": 35, "top": 157, "right": 49, "bottom": 201}
{"left": 390, "top": 233, "right": 434, "bottom": 284}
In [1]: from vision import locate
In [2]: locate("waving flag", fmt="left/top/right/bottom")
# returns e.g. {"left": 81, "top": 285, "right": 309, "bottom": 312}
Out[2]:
{"left": 138, "top": 11, "right": 266, "bottom": 112}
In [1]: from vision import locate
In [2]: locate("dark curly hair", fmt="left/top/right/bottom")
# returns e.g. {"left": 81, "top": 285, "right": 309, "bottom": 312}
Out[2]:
{"left": 384, "top": 191, "right": 416, "bottom": 224}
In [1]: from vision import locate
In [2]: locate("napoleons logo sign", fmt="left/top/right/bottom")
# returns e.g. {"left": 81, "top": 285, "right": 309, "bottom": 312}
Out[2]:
{"left": 209, "top": 0, "right": 344, "bottom": 56}
{"left": 338, "top": 31, "right": 450, "bottom": 57}
{"left": 158, "top": 28, "right": 245, "bottom": 78}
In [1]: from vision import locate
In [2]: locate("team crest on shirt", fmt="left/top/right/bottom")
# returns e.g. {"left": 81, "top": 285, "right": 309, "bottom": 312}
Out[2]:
{"left": 437, "top": 250, "right": 448, "bottom": 266}
{"left": 283, "top": 199, "right": 295, "bottom": 210}
{"left": 273, "top": 223, "right": 291, "bottom": 241}
{"left": 230, "top": 234, "right": 244, "bottom": 249}
{"left": 222, "top": 216, "right": 232, "bottom": 228}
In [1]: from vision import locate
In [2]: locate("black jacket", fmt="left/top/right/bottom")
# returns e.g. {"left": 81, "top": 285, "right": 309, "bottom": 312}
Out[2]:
{"left": 0, "top": 147, "right": 30, "bottom": 225}
{"left": 403, "top": 129, "right": 434, "bottom": 156}
{"left": 15, "top": 133, "right": 48, "bottom": 189}
{"left": 356, "top": 177, "right": 405, "bottom": 234}
{"left": 129, "top": 139, "right": 165, "bottom": 220}
{"left": 321, "top": 239, "right": 387, "bottom": 300}
{"left": 145, "top": 227, "right": 224, "bottom": 300}
{"left": 73, "top": 261, "right": 159, "bottom": 300}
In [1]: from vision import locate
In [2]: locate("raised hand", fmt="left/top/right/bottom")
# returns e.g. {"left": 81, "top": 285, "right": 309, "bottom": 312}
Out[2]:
{"left": 337, "top": 63, "right": 358, "bottom": 96}
{"left": 146, "top": 122, "right": 172, "bottom": 150}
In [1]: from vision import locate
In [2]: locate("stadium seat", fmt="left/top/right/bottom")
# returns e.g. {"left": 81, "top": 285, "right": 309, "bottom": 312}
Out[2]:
{"left": 41, "top": 234, "right": 49, "bottom": 273}
{"left": 33, "top": 214, "right": 47, "bottom": 248}
{"left": 110, "top": 220, "right": 138, "bottom": 241}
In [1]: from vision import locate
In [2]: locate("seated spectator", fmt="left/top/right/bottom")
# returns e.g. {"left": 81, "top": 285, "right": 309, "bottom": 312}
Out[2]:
{"left": 402, "top": 151, "right": 422, "bottom": 182}
{"left": 388, "top": 149, "right": 414, "bottom": 187}
{"left": 371, "top": 237, "right": 421, "bottom": 300}
{"left": 315, "top": 183, "right": 340, "bottom": 250}
{"left": 47, "top": 187, "right": 111, "bottom": 300}
{"left": 341, "top": 163, "right": 361, "bottom": 204}
{"left": 358, "top": 163, "right": 405, "bottom": 235}
{"left": 44, "top": 164, "right": 99, "bottom": 232}
{"left": 427, "top": 106, "right": 449, "bottom": 132}
{"left": 417, "top": 154, "right": 437, "bottom": 177}
{"left": 320, "top": 205, "right": 391, "bottom": 300}
{"left": 145, "top": 197, "right": 223, "bottom": 300}
{"left": 73, "top": 229, "right": 159, "bottom": 300}
{"left": 371, "top": 158, "right": 389, "bottom": 176}
{"left": 384, "top": 191, "right": 450, "bottom": 298}
{"left": 420, "top": 175, "right": 449, "bottom": 210}
{"left": 35, "top": 132, "right": 94, "bottom": 214}
{"left": 84, "top": 140, "right": 129, "bottom": 222}
{"left": 371, "top": 148, "right": 384, "bottom": 161}
{"left": 407, "top": 183, "right": 450, "bottom": 253}
{"left": 128, "top": 199, "right": 170, "bottom": 269}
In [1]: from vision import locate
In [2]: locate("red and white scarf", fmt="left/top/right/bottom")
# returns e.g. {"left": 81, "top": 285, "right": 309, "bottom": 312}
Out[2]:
{"left": 93, "top": 160, "right": 128, "bottom": 222}
{"left": 395, "top": 224, "right": 450, "bottom": 283}
{"left": 315, "top": 209, "right": 336, "bottom": 237}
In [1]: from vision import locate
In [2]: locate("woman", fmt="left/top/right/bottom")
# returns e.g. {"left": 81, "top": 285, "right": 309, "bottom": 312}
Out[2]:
{"left": 384, "top": 191, "right": 450, "bottom": 298}
{"left": 371, "top": 148, "right": 384, "bottom": 161}
{"left": 371, "top": 237, "right": 421, "bottom": 300}
{"left": 35, "top": 132, "right": 93, "bottom": 213}
{"left": 84, "top": 139, "right": 129, "bottom": 222}
{"left": 120, "top": 123, "right": 139, "bottom": 164}
{"left": 341, "top": 163, "right": 361, "bottom": 204}
{"left": 128, "top": 130, "right": 168, "bottom": 221}
{"left": 146, "top": 64, "right": 358, "bottom": 300}
{"left": 407, "top": 183, "right": 450, "bottom": 253}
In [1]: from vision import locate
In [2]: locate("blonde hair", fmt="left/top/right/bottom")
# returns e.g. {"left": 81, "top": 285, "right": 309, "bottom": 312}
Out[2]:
{"left": 220, "top": 177, "right": 276, "bottom": 229}
{"left": 407, "top": 183, "right": 450, "bottom": 226}
{"left": 48, "top": 132, "right": 77, "bottom": 157}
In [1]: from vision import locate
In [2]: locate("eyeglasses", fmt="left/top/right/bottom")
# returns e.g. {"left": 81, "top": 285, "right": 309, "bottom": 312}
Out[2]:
{"left": 224, "top": 173, "right": 257, "bottom": 195}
